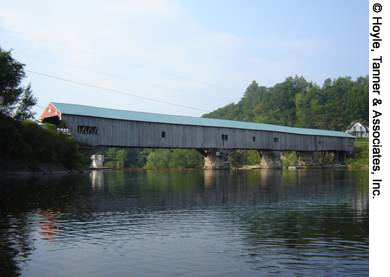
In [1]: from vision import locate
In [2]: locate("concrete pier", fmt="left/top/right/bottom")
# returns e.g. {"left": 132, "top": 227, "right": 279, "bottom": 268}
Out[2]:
{"left": 259, "top": 150, "right": 282, "bottom": 169}
{"left": 297, "top": 151, "right": 322, "bottom": 167}
{"left": 90, "top": 154, "right": 105, "bottom": 169}
{"left": 202, "top": 149, "right": 231, "bottom": 170}
{"left": 334, "top": 151, "right": 346, "bottom": 164}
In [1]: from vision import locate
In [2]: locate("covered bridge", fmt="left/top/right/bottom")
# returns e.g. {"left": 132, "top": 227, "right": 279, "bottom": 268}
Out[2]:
{"left": 41, "top": 102, "right": 354, "bottom": 169}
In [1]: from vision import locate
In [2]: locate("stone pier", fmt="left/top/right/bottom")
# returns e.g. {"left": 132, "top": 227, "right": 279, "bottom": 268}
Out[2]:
{"left": 90, "top": 154, "right": 105, "bottom": 169}
{"left": 296, "top": 151, "right": 347, "bottom": 167}
{"left": 200, "top": 149, "right": 231, "bottom": 170}
{"left": 297, "top": 151, "right": 322, "bottom": 167}
{"left": 259, "top": 150, "right": 282, "bottom": 169}
{"left": 334, "top": 151, "right": 346, "bottom": 164}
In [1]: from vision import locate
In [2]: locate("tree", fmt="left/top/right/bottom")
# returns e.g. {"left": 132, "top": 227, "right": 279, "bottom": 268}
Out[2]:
{"left": 115, "top": 149, "right": 127, "bottom": 169}
{"left": 202, "top": 75, "right": 368, "bottom": 132}
{"left": 14, "top": 84, "right": 37, "bottom": 120}
{"left": 229, "top": 150, "right": 248, "bottom": 167}
{"left": 0, "top": 47, "right": 37, "bottom": 119}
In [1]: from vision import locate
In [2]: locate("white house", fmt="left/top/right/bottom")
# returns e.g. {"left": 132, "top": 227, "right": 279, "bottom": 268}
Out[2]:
{"left": 346, "top": 122, "right": 369, "bottom": 138}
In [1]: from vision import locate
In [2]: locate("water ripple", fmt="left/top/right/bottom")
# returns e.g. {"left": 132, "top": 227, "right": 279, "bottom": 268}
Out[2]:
{"left": 0, "top": 170, "right": 368, "bottom": 276}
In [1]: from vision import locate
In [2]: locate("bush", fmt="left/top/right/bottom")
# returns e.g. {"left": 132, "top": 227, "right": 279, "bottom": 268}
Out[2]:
{"left": 346, "top": 138, "right": 368, "bottom": 168}
{"left": 0, "top": 114, "right": 86, "bottom": 170}
{"left": 144, "top": 149, "right": 203, "bottom": 170}
{"left": 281, "top": 151, "right": 298, "bottom": 168}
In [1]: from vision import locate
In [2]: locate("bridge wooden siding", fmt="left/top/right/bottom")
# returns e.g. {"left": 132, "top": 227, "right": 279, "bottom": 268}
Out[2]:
{"left": 61, "top": 114, "right": 354, "bottom": 152}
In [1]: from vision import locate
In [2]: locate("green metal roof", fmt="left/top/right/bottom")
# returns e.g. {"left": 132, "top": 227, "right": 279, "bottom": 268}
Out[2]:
{"left": 51, "top": 102, "right": 353, "bottom": 138}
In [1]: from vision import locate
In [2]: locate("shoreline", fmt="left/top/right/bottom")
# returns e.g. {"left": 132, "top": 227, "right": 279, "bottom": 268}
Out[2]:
{"left": 0, "top": 162, "right": 368, "bottom": 176}
{"left": 0, "top": 169, "right": 86, "bottom": 177}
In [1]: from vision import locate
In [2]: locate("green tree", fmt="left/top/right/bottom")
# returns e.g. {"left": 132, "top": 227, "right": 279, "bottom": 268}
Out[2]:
{"left": 0, "top": 114, "right": 86, "bottom": 170}
{"left": 115, "top": 149, "right": 127, "bottom": 169}
{"left": 229, "top": 150, "right": 248, "bottom": 167}
{"left": 202, "top": 75, "right": 368, "bottom": 132}
{"left": 14, "top": 84, "right": 37, "bottom": 120}
{"left": 145, "top": 150, "right": 171, "bottom": 170}
{"left": 143, "top": 149, "right": 203, "bottom": 170}
{"left": 0, "top": 47, "right": 37, "bottom": 119}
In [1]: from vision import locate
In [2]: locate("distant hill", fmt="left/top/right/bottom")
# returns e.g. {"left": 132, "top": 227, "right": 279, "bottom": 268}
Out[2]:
{"left": 203, "top": 76, "right": 368, "bottom": 131}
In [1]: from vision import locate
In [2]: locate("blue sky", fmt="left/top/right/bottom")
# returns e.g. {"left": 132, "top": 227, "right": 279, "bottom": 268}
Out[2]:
{"left": 0, "top": 0, "right": 368, "bottom": 118}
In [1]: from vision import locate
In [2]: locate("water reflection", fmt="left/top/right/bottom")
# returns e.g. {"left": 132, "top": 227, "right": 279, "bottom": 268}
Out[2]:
{"left": 38, "top": 210, "right": 58, "bottom": 240}
{"left": 90, "top": 170, "right": 104, "bottom": 189}
{"left": 0, "top": 170, "right": 368, "bottom": 276}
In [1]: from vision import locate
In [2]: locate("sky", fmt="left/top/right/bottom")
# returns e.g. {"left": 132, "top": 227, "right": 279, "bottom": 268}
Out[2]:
{"left": 0, "top": 0, "right": 368, "bottom": 118}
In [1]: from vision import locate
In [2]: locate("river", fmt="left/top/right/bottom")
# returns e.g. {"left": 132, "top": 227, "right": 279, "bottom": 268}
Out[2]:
{"left": 0, "top": 169, "right": 368, "bottom": 276}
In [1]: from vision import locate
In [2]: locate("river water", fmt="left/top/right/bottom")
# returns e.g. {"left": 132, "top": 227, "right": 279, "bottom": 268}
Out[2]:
{"left": 0, "top": 169, "right": 368, "bottom": 276}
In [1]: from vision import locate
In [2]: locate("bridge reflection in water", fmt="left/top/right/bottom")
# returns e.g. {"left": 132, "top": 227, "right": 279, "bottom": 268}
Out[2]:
{"left": 88, "top": 169, "right": 368, "bottom": 210}
{"left": 0, "top": 169, "right": 368, "bottom": 276}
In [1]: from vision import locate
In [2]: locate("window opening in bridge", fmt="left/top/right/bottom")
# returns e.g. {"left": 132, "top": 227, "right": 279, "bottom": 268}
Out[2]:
{"left": 274, "top": 137, "right": 278, "bottom": 143}
{"left": 222, "top": 134, "right": 228, "bottom": 141}
{"left": 77, "top": 125, "right": 98, "bottom": 135}
{"left": 252, "top": 136, "right": 256, "bottom": 142}
{"left": 57, "top": 128, "right": 70, "bottom": 135}
{"left": 161, "top": 131, "right": 166, "bottom": 138}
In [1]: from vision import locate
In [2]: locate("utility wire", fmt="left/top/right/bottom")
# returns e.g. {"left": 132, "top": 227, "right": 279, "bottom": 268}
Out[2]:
{"left": 19, "top": 52, "right": 187, "bottom": 93}
{"left": 26, "top": 69, "right": 210, "bottom": 113}
{"left": 1, "top": 26, "right": 225, "bottom": 90}
{"left": 2, "top": 26, "right": 225, "bottom": 112}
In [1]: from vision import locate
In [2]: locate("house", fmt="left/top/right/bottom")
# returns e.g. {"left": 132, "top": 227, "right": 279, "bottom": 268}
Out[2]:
{"left": 346, "top": 122, "right": 369, "bottom": 138}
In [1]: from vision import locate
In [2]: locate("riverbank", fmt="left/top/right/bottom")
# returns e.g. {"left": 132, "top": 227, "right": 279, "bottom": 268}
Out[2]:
{"left": 0, "top": 114, "right": 88, "bottom": 176}
{"left": 0, "top": 159, "right": 85, "bottom": 176}
{"left": 346, "top": 138, "right": 369, "bottom": 169}
{"left": 1, "top": 138, "right": 368, "bottom": 175}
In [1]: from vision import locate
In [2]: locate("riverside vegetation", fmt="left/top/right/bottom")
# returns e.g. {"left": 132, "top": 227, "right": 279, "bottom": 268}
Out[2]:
{"left": 103, "top": 76, "right": 369, "bottom": 170}
{"left": 0, "top": 47, "right": 368, "bottom": 171}
{"left": 346, "top": 138, "right": 369, "bottom": 169}
{"left": 0, "top": 48, "right": 87, "bottom": 172}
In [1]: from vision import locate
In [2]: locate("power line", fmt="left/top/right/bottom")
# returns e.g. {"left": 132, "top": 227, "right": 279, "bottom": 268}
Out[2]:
{"left": 15, "top": 49, "right": 207, "bottom": 96}
{"left": 26, "top": 69, "right": 210, "bottom": 113}
{"left": 2, "top": 25, "right": 216, "bottom": 113}
{"left": 1, "top": 26, "right": 226, "bottom": 90}
{"left": 36, "top": 104, "right": 46, "bottom": 109}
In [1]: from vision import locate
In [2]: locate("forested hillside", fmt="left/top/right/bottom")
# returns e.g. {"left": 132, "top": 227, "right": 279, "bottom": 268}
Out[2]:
{"left": 104, "top": 75, "right": 368, "bottom": 169}
{"left": 203, "top": 76, "right": 368, "bottom": 130}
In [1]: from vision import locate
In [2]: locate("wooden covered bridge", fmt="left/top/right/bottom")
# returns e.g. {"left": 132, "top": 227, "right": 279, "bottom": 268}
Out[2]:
{"left": 40, "top": 102, "right": 355, "bottom": 169}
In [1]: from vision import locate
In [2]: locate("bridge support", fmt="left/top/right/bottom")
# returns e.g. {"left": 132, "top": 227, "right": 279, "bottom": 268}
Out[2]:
{"left": 334, "top": 151, "right": 346, "bottom": 164}
{"left": 295, "top": 151, "right": 347, "bottom": 167}
{"left": 201, "top": 149, "right": 231, "bottom": 170}
{"left": 90, "top": 154, "right": 105, "bottom": 169}
{"left": 259, "top": 150, "right": 282, "bottom": 169}
{"left": 320, "top": 151, "right": 347, "bottom": 165}
{"left": 297, "top": 151, "right": 322, "bottom": 167}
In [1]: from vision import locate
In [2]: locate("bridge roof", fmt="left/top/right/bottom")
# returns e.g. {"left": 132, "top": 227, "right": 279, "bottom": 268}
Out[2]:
{"left": 48, "top": 102, "right": 353, "bottom": 138}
